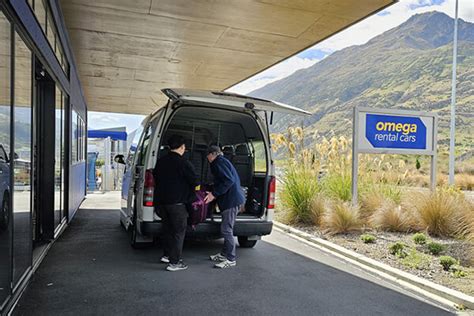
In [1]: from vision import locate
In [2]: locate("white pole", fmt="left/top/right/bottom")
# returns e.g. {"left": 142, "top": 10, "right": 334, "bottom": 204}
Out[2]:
{"left": 448, "top": 0, "right": 458, "bottom": 185}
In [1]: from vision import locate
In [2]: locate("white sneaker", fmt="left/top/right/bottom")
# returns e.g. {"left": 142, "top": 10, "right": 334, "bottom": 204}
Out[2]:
{"left": 214, "top": 260, "right": 236, "bottom": 269}
{"left": 209, "top": 253, "right": 227, "bottom": 262}
{"left": 166, "top": 262, "right": 188, "bottom": 272}
{"left": 160, "top": 256, "right": 170, "bottom": 264}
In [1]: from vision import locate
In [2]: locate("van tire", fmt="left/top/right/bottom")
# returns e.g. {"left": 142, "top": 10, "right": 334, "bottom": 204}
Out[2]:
{"left": 238, "top": 236, "right": 257, "bottom": 248}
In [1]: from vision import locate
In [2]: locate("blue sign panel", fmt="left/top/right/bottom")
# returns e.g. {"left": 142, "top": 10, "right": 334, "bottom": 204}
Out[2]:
{"left": 365, "top": 114, "right": 427, "bottom": 149}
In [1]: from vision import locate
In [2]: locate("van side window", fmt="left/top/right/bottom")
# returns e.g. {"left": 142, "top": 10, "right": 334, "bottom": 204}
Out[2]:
{"left": 136, "top": 125, "right": 152, "bottom": 166}
{"left": 252, "top": 140, "right": 267, "bottom": 173}
{"left": 126, "top": 125, "right": 144, "bottom": 166}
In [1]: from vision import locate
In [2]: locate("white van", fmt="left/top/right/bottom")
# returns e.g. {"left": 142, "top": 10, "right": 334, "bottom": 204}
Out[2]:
{"left": 117, "top": 89, "right": 309, "bottom": 248}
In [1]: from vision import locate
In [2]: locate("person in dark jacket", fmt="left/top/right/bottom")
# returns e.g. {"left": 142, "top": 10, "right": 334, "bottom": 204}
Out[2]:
{"left": 153, "top": 135, "right": 198, "bottom": 272}
{"left": 204, "top": 145, "right": 245, "bottom": 268}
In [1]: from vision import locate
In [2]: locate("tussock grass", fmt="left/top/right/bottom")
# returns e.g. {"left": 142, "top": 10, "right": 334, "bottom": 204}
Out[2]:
{"left": 321, "top": 174, "right": 352, "bottom": 202}
{"left": 370, "top": 201, "right": 417, "bottom": 233}
{"left": 322, "top": 201, "right": 361, "bottom": 234}
{"left": 309, "top": 193, "right": 326, "bottom": 226}
{"left": 281, "top": 166, "right": 320, "bottom": 225}
{"left": 413, "top": 190, "right": 462, "bottom": 237}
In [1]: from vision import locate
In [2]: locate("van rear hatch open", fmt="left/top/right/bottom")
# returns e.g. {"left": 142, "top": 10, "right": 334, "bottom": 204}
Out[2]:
{"left": 162, "top": 88, "right": 311, "bottom": 116}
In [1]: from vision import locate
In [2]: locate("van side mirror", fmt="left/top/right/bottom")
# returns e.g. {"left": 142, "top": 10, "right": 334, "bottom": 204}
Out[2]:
{"left": 114, "top": 154, "right": 126, "bottom": 165}
{"left": 12, "top": 152, "right": 19, "bottom": 160}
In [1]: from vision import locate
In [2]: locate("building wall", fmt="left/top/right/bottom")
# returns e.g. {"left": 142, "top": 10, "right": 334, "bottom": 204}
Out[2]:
{"left": 0, "top": 0, "right": 87, "bottom": 312}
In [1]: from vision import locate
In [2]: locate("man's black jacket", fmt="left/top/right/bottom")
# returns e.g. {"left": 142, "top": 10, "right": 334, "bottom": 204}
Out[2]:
{"left": 153, "top": 151, "right": 198, "bottom": 206}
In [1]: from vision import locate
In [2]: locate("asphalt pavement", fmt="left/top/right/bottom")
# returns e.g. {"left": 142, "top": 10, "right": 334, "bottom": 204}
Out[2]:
{"left": 13, "top": 193, "right": 455, "bottom": 316}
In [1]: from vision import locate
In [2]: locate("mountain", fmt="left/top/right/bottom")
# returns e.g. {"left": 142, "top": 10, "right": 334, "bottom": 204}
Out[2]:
{"left": 249, "top": 12, "right": 473, "bottom": 154}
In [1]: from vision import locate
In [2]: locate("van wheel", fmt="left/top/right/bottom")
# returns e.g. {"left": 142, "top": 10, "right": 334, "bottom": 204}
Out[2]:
{"left": 238, "top": 236, "right": 257, "bottom": 248}
{"left": 0, "top": 193, "right": 10, "bottom": 230}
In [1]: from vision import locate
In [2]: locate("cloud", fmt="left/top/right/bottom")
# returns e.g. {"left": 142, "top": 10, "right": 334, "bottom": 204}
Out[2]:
{"left": 228, "top": 0, "right": 473, "bottom": 95}
{"left": 228, "top": 55, "right": 321, "bottom": 94}
{"left": 88, "top": 111, "right": 145, "bottom": 132}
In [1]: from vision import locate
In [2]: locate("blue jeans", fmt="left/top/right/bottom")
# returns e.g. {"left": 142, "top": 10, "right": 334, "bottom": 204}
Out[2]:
{"left": 221, "top": 206, "right": 240, "bottom": 261}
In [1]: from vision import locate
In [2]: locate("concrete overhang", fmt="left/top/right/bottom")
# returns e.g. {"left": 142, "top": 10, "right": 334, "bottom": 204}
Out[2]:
{"left": 60, "top": 0, "right": 396, "bottom": 115}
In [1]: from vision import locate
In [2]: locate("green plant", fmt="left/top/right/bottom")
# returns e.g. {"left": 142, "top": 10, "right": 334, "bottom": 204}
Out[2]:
{"left": 439, "top": 256, "right": 458, "bottom": 271}
{"left": 321, "top": 174, "right": 352, "bottom": 202}
{"left": 281, "top": 166, "right": 320, "bottom": 225}
{"left": 360, "top": 234, "right": 376, "bottom": 244}
{"left": 389, "top": 242, "right": 407, "bottom": 258}
{"left": 322, "top": 201, "right": 361, "bottom": 234}
{"left": 412, "top": 233, "right": 427, "bottom": 245}
{"left": 401, "top": 249, "right": 430, "bottom": 270}
{"left": 452, "top": 269, "right": 468, "bottom": 278}
{"left": 426, "top": 242, "right": 444, "bottom": 255}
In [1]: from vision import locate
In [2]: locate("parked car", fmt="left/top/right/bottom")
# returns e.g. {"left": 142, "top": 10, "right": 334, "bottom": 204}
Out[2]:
{"left": 117, "top": 89, "right": 309, "bottom": 248}
{"left": 0, "top": 144, "right": 11, "bottom": 230}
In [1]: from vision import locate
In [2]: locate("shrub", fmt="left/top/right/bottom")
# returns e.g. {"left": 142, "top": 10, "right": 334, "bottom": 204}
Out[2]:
{"left": 360, "top": 234, "right": 376, "bottom": 244}
{"left": 321, "top": 174, "right": 352, "bottom": 202}
{"left": 452, "top": 269, "right": 468, "bottom": 278}
{"left": 322, "top": 201, "right": 361, "bottom": 234}
{"left": 401, "top": 249, "right": 430, "bottom": 270}
{"left": 439, "top": 256, "right": 458, "bottom": 271}
{"left": 412, "top": 233, "right": 427, "bottom": 245}
{"left": 413, "top": 190, "right": 461, "bottom": 237}
{"left": 281, "top": 166, "right": 320, "bottom": 225}
{"left": 389, "top": 242, "right": 407, "bottom": 258}
{"left": 426, "top": 242, "right": 444, "bottom": 255}
{"left": 370, "top": 202, "right": 416, "bottom": 232}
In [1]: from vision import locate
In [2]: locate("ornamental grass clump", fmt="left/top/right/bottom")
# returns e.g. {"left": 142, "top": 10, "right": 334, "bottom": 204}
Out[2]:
{"left": 322, "top": 200, "right": 361, "bottom": 234}
{"left": 281, "top": 166, "right": 320, "bottom": 225}
{"left": 370, "top": 201, "right": 416, "bottom": 233}
{"left": 412, "top": 189, "right": 462, "bottom": 237}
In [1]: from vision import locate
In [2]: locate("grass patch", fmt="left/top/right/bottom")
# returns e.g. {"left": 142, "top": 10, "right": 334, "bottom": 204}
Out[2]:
{"left": 360, "top": 234, "right": 376, "bottom": 244}
{"left": 412, "top": 233, "right": 428, "bottom": 245}
{"left": 321, "top": 174, "right": 352, "bottom": 202}
{"left": 426, "top": 242, "right": 445, "bottom": 255}
{"left": 401, "top": 249, "right": 431, "bottom": 269}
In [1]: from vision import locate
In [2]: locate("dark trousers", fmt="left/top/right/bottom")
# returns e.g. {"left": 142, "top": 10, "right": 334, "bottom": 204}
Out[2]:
{"left": 159, "top": 204, "right": 188, "bottom": 264}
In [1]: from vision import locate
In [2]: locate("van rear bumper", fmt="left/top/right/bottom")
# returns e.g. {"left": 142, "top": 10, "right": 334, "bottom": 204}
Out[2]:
{"left": 140, "top": 220, "right": 273, "bottom": 237}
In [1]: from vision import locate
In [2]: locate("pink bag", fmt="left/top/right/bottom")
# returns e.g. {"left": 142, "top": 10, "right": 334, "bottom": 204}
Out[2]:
{"left": 189, "top": 190, "right": 209, "bottom": 228}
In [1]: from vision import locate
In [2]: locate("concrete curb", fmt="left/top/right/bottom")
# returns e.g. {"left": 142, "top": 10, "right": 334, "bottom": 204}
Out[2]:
{"left": 274, "top": 221, "right": 474, "bottom": 310}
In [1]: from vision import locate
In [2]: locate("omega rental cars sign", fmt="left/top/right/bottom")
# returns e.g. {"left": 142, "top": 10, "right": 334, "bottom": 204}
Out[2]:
{"left": 352, "top": 106, "right": 438, "bottom": 204}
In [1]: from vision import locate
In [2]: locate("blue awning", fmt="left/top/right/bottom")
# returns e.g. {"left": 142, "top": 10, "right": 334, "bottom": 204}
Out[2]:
{"left": 88, "top": 130, "right": 127, "bottom": 141}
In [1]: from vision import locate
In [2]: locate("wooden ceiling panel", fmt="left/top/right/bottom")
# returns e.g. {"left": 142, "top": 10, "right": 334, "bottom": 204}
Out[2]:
{"left": 61, "top": 0, "right": 396, "bottom": 115}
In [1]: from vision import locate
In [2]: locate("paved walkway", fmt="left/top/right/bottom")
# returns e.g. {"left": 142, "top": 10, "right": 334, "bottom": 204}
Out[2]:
{"left": 13, "top": 193, "right": 454, "bottom": 316}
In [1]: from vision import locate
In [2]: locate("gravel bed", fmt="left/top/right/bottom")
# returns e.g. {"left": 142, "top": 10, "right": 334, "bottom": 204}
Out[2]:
{"left": 288, "top": 224, "right": 474, "bottom": 296}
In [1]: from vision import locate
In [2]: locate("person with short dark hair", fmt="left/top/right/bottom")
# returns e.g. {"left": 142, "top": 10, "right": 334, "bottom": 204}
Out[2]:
{"left": 153, "top": 134, "right": 198, "bottom": 271}
{"left": 204, "top": 145, "right": 245, "bottom": 269}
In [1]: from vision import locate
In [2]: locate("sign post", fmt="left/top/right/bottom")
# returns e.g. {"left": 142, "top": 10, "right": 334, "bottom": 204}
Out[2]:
{"left": 352, "top": 106, "right": 438, "bottom": 205}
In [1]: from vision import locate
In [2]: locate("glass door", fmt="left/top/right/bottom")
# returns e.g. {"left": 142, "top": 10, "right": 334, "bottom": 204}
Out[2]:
{"left": 12, "top": 29, "right": 33, "bottom": 287}
{"left": 0, "top": 10, "right": 12, "bottom": 307}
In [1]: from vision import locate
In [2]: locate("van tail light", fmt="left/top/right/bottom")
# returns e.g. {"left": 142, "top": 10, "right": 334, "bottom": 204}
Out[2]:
{"left": 267, "top": 176, "right": 276, "bottom": 209}
{"left": 143, "top": 169, "right": 155, "bottom": 207}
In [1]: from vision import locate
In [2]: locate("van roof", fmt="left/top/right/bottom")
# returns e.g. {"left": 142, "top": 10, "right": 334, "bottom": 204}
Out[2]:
{"left": 161, "top": 88, "right": 311, "bottom": 116}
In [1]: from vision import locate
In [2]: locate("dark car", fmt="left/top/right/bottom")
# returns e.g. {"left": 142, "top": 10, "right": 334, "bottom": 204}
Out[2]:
{"left": 0, "top": 144, "right": 11, "bottom": 230}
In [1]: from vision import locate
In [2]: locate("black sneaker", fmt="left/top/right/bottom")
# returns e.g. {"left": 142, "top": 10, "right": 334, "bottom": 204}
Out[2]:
{"left": 166, "top": 262, "right": 188, "bottom": 272}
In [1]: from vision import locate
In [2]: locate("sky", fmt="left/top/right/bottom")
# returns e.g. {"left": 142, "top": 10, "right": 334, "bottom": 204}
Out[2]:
{"left": 88, "top": 0, "right": 473, "bottom": 133}
{"left": 228, "top": 0, "right": 474, "bottom": 94}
